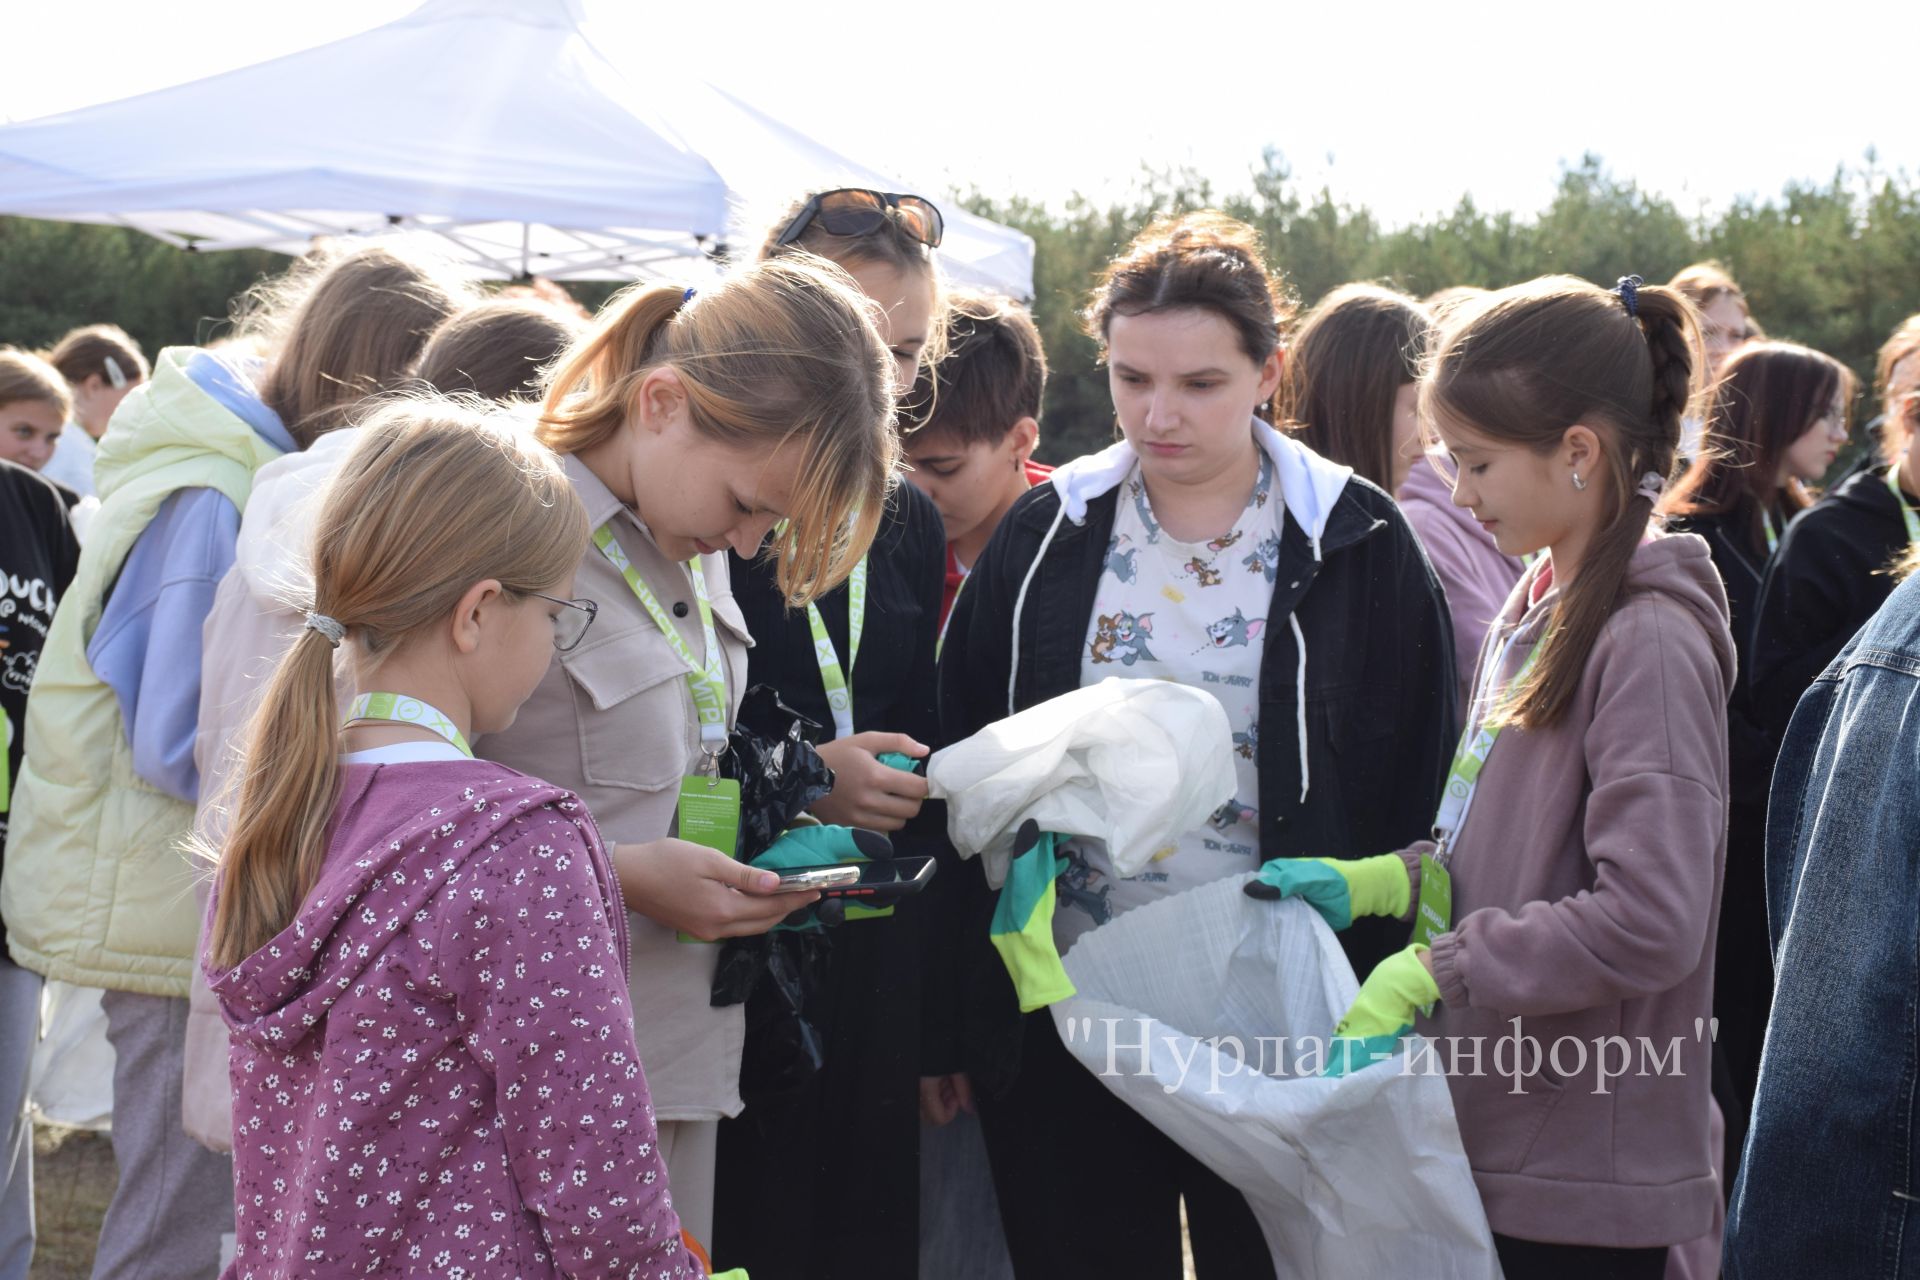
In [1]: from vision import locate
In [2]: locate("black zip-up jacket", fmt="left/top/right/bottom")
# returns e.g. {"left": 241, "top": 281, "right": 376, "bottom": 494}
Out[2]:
{"left": 930, "top": 463, "right": 1457, "bottom": 1094}
{"left": 1751, "top": 466, "right": 1914, "bottom": 747}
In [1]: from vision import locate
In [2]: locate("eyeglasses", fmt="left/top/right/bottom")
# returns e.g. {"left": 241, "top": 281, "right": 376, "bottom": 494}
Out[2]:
{"left": 775, "top": 189, "right": 945, "bottom": 251}
{"left": 530, "top": 592, "right": 599, "bottom": 652}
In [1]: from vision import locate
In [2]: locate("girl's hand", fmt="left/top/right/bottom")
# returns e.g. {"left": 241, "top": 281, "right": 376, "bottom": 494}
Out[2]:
{"left": 919, "top": 1073, "right": 975, "bottom": 1127}
{"left": 609, "top": 838, "right": 818, "bottom": 941}
{"left": 812, "top": 732, "right": 931, "bottom": 832}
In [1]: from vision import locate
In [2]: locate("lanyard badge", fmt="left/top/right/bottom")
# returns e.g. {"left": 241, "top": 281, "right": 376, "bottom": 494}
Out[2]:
{"left": 807, "top": 554, "right": 868, "bottom": 740}
{"left": 1414, "top": 632, "right": 1542, "bottom": 947}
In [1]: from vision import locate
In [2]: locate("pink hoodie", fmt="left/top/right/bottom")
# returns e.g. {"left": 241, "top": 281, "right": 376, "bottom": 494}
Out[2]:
{"left": 1401, "top": 534, "right": 1734, "bottom": 1249}
{"left": 206, "top": 761, "right": 702, "bottom": 1279}
{"left": 1398, "top": 458, "right": 1527, "bottom": 719}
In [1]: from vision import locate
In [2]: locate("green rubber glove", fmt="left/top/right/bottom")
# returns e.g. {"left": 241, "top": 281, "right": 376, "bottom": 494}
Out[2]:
{"left": 989, "top": 823, "right": 1076, "bottom": 1013}
{"left": 876, "top": 750, "right": 920, "bottom": 773}
{"left": 1244, "top": 854, "right": 1410, "bottom": 931}
{"left": 750, "top": 825, "right": 891, "bottom": 931}
{"left": 1322, "top": 944, "right": 1440, "bottom": 1077}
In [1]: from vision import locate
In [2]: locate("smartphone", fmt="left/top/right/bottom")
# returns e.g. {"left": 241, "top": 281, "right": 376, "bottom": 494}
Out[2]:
{"left": 814, "top": 855, "right": 937, "bottom": 905}
{"left": 772, "top": 864, "right": 864, "bottom": 893}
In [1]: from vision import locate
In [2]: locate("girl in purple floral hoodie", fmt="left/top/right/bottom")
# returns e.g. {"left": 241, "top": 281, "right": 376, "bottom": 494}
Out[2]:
{"left": 200, "top": 401, "right": 712, "bottom": 1279}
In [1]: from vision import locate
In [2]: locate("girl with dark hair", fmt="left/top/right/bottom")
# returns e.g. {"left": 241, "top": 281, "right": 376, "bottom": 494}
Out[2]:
{"left": 1281, "top": 282, "right": 1524, "bottom": 715}
{"left": 1750, "top": 314, "right": 1920, "bottom": 746}
{"left": 1267, "top": 276, "right": 1734, "bottom": 1278}
{"left": 1661, "top": 340, "right": 1851, "bottom": 1153}
{"left": 939, "top": 211, "right": 1454, "bottom": 1278}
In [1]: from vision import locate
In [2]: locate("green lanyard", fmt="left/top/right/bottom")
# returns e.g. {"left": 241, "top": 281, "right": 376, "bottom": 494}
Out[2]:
{"left": 1763, "top": 509, "right": 1781, "bottom": 555}
{"left": 806, "top": 554, "right": 867, "bottom": 741}
{"left": 343, "top": 692, "right": 474, "bottom": 757}
{"left": 593, "top": 524, "right": 730, "bottom": 755}
{"left": 1431, "top": 632, "right": 1543, "bottom": 866}
{"left": 1890, "top": 469, "right": 1920, "bottom": 543}
{"left": 1412, "top": 630, "right": 1541, "bottom": 950}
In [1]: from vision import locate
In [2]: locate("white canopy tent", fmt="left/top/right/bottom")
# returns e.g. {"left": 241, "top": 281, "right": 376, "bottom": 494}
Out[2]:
{"left": 0, "top": 0, "right": 1034, "bottom": 296}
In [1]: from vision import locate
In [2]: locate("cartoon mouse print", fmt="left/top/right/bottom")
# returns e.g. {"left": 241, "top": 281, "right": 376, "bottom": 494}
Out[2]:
{"left": 1090, "top": 611, "right": 1157, "bottom": 666}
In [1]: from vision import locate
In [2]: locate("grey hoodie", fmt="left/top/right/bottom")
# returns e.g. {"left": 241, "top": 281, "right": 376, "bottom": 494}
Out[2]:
{"left": 1401, "top": 533, "right": 1735, "bottom": 1248}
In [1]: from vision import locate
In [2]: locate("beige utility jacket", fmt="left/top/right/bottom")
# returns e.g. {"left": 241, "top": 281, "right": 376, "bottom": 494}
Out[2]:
{"left": 479, "top": 452, "right": 754, "bottom": 1121}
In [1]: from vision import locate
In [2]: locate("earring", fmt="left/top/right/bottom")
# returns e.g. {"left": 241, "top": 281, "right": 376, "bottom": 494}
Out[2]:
{"left": 1572, "top": 470, "right": 1587, "bottom": 491}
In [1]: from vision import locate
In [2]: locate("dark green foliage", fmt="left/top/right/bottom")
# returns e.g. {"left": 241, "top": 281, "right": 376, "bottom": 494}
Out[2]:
{"left": 962, "top": 153, "right": 1920, "bottom": 461}
{"left": 8, "top": 151, "right": 1920, "bottom": 465}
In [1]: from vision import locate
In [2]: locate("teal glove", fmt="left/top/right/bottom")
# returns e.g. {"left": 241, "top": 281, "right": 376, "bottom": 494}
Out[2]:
{"left": 1244, "top": 854, "right": 1411, "bottom": 931}
{"left": 876, "top": 751, "right": 920, "bottom": 773}
{"left": 1322, "top": 944, "right": 1440, "bottom": 1077}
{"left": 750, "top": 825, "right": 891, "bottom": 931}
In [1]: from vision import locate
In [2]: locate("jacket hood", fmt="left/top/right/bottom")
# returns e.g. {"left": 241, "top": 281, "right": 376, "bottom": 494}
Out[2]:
{"left": 208, "top": 768, "right": 573, "bottom": 1054}
{"left": 92, "top": 347, "right": 287, "bottom": 502}
{"left": 1513, "top": 533, "right": 1736, "bottom": 702}
{"left": 1049, "top": 418, "right": 1353, "bottom": 551}
{"left": 233, "top": 428, "right": 359, "bottom": 605}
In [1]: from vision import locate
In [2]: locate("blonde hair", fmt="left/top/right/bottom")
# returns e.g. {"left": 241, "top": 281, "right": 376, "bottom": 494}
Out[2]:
{"left": 236, "top": 243, "right": 478, "bottom": 447}
{"left": 205, "top": 397, "right": 589, "bottom": 970}
{"left": 538, "top": 257, "right": 897, "bottom": 606}
{"left": 0, "top": 348, "right": 74, "bottom": 420}
{"left": 1876, "top": 313, "right": 1920, "bottom": 465}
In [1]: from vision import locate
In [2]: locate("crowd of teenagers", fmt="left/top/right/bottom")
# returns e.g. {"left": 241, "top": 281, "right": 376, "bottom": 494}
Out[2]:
{"left": 1, "top": 188, "right": 1917, "bottom": 1280}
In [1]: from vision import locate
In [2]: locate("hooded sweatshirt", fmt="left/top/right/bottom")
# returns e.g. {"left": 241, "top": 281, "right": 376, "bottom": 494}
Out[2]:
{"left": 1396, "top": 456, "right": 1526, "bottom": 720}
{"left": 207, "top": 760, "right": 701, "bottom": 1279}
{"left": 1400, "top": 534, "right": 1735, "bottom": 1248}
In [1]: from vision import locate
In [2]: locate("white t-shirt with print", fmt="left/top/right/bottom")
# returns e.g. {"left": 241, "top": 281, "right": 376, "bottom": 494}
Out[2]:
{"left": 1056, "top": 451, "right": 1281, "bottom": 952}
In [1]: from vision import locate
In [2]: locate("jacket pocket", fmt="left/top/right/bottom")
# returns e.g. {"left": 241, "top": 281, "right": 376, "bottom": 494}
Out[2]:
{"left": 561, "top": 624, "right": 695, "bottom": 793}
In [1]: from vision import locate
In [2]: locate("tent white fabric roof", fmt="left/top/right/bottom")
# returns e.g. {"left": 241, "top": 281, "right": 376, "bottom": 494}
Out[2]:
{"left": 0, "top": 0, "right": 1034, "bottom": 296}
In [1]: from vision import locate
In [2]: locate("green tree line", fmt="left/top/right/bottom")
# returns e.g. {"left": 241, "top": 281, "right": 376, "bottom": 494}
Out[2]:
{"left": 5, "top": 151, "right": 1918, "bottom": 463}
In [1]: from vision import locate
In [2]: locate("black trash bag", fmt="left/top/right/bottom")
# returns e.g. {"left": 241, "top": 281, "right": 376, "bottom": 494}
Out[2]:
{"left": 709, "top": 684, "right": 842, "bottom": 1102}
{"left": 721, "top": 684, "right": 835, "bottom": 861}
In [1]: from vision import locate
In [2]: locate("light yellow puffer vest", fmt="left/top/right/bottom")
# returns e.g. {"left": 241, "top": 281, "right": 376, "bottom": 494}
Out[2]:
{"left": 5, "top": 349, "right": 284, "bottom": 996}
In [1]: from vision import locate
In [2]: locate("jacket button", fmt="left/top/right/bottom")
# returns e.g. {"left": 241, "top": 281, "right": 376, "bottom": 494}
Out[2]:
{"left": 673, "top": 602, "right": 690, "bottom": 618}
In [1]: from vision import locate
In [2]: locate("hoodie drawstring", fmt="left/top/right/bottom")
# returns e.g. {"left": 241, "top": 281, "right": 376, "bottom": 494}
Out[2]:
{"left": 1009, "top": 501, "right": 1070, "bottom": 717}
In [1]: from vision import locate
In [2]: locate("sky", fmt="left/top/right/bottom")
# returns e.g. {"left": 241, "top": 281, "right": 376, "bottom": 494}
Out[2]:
{"left": 4, "top": 0, "right": 1910, "bottom": 229}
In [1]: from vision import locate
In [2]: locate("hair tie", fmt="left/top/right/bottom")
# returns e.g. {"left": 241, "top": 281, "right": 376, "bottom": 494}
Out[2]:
{"left": 103, "top": 355, "right": 127, "bottom": 389}
{"left": 682, "top": 287, "right": 698, "bottom": 304}
{"left": 1614, "top": 275, "right": 1643, "bottom": 319}
{"left": 304, "top": 612, "right": 345, "bottom": 648}
{"left": 1634, "top": 471, "right": 1667, "bottom": 503}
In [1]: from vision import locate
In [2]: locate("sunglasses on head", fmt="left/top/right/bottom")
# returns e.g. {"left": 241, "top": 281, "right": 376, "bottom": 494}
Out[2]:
{"left": 775, "top": 188, "right": 945, "bottom": 251}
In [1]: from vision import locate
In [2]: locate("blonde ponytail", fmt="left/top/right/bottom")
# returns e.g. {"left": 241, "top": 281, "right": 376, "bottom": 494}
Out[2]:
{"left": 539, "top": 258, "right": 897, "bottom": 607}
{"left": 204, "top": 396, "right": 589, "bottom": 970}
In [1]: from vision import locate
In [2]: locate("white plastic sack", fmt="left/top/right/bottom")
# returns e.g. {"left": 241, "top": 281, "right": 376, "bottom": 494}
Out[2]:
{"left": 1052, "top": 875, "right": 1501, "bottom": 1279}
{"left": 925, "top": 677, "right": 1234, "bottom": 888}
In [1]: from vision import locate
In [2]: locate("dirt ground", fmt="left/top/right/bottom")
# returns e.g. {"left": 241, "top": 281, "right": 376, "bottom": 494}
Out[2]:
{"left": 23, "top": 1121, "right": 1202, "bottom": 1279}
{"left": 30, "top": 1123, "right": 113, "bottom": 1279}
